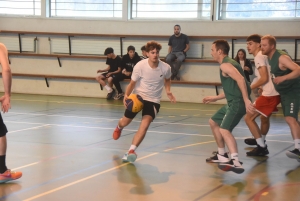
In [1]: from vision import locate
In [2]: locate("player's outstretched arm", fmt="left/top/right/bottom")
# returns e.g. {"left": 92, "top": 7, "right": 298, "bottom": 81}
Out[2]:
{"left": 164, "top": 78, "right": 176, "bottom": 103}
{"left": 123, "top": 80, "right": 136, "bottom": 107}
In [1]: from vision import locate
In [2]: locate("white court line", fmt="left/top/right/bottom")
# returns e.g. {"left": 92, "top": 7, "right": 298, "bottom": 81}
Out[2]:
{"left": 8, "top": 124, "right": 49, "bottom": 134}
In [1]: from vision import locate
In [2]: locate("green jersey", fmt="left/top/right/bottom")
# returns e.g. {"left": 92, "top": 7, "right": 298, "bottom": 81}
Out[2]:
{"left": 220, "top": 56, "right": 251, "bottom": 103}
{"left": 269, "top": 49, "right": 300, "bottom": 94}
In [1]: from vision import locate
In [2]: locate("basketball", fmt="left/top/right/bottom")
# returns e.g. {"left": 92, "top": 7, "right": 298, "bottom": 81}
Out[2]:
{"left": 125, "top": 94, "right": 144, "bottom": 113}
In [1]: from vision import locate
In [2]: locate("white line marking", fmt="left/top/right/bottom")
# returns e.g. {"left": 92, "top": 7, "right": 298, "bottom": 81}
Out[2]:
{"left": 8, "top": 125, "right": 49, "bottom": 134}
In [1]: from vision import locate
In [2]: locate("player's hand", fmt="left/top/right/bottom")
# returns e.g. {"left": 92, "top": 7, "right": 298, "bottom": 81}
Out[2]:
{"left": 106, "top": 73, "right": 112, "bottom": 77}
{"left": 0, "top": 95, "right": 11, "bottom": 113}
{"left": 245, "top": 99, "right": 255, "bottom": 114}
{"left": 123, "top": 94, "right": 129, "bottom": 108}
{"left": 167, "top": 92, "right": 176, "bottom": 103}
{"left": 273, "top": 76, "right": 285, "bottom": 85}
{"left": 203, "top": 96, "right": 217, "bottom": 104}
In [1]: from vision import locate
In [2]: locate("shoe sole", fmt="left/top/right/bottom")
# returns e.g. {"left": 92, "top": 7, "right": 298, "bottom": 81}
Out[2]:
{"left": 218, "top": 164, "right": 244, "bottom": 174}
{"left": 127, "top": 154, "right": 137, "bottom": 163}
{"left": 206, "top": 159, "right": 230, "bottom": 163}
{"left": 286, "top": 152, "right": 300, "bottom": 162}
{"left": 246, "top": 151, "right": 269, "bottom": 156}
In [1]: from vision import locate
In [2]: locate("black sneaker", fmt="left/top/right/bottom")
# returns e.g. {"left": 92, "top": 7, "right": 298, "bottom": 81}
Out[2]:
{"left": 206, "top": 152, "right": 230, "bottom": 163}
{"left": 106, "top": 89, "right": 115, "bottom": 100}
{"left": 218, "top": 159, "right": 244, "bottom": 174}
{"left": 246, "top": 145, "right": 269, "bottom": 156}
{"left": 286, "top": 149, "right": 300, "bottom": 162}
{"left": 244, "top": 138, "right": 266, "bottom": 146}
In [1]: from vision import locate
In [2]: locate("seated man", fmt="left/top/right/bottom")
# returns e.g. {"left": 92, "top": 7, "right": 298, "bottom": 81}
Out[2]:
{"left": 112, "top": 45, "right": 141, "bottom": 100}
{"left": 96, "top": 47, "right": 122, "bottom": 100}
{"left": 166, "top": 24, "right": 190, "bottom": 80}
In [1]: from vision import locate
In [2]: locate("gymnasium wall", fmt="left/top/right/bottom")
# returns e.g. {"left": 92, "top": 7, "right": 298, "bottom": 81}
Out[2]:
{"left": 0, "top": 14, "right": 299, "bottom": 103}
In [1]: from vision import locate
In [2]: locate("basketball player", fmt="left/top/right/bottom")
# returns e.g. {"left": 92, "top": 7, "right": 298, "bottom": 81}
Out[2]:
{"left": 261, "top": 35, "right": 300, "bottom": 161}
{"left": 112, "top": 41, "right": 176, "bottom": 163}
{"left": 244, "top": 34, "right": 280, "bottom": 156}
{"left": 0, "top": 43, "right": 22, "bottom": 183}
{"left": 203, "top": 40, "right": 254, "bottom": 174}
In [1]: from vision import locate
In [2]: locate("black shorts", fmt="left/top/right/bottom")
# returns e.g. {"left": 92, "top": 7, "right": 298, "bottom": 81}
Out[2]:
{"left": 0, "top": 113, "right": 7, "bottom": 137}
{"left": 124, "top": 100, "right": 160, "bottom": 120}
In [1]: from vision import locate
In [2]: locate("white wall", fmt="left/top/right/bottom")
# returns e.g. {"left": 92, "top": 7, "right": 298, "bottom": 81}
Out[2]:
{"left": 0, "top": 5, "right": 299, "bottom": 103}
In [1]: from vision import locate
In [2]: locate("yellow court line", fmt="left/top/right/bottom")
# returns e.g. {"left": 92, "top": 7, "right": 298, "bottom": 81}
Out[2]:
{"left": 23, "top": 141, "right": 213, "bottom": 201}
{"left": 23, "top": 152, "right": 159, "bottom": 201}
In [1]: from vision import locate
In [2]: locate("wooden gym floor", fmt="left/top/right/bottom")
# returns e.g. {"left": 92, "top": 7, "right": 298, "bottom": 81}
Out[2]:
{"left": 0, "top": 93, "right": 299, "bottom": 201}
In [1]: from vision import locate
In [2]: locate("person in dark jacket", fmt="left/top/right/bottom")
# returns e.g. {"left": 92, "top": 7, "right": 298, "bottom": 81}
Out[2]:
{"left": 112, "top": 45, "right": 141, "bottom": 100}
{"left": 234, "top": 48, "right": 253, "bottom": 83}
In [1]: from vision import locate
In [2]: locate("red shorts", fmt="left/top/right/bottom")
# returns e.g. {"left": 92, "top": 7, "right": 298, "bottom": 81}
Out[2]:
{"left": 254, "top": 95, "right": 281, "bottom": 117}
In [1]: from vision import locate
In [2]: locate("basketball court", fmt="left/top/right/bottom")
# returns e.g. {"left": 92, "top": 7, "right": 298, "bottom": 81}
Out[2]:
{"left": 0, "top": 93, "right": 299, "bottom": 201}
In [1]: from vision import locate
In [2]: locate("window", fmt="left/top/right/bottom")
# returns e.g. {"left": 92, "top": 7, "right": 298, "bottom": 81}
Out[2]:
{"left": 130, "top": 0, "right": 211, "bottom": 19}
{"left": 0, "top": 0, "right": 41, "bottom": 16}
{"left": 218, "top": 0, "right": 300, "bottom": 20}
{"left": 50, "top": 0, "right": 122, "bottom": 18}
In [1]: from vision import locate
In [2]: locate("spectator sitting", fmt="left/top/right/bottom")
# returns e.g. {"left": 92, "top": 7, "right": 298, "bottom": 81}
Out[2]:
{"left": 234, "top": 48, "right": 253, "bottom": 83}
{"left": 140, "top": 45, "right": 148, "bottom": 59}
{"left": 96, "top": 47, "right": 122, "bottom": 100}
{"left": 166, "top": 24, "right": 190, "bottom": 80}
{"left": 112, "top": 45, "right": 141, "bottom": 100}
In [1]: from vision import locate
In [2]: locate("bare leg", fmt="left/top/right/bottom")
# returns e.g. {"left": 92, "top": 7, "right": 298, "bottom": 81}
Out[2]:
{"left": 0, "top": 136, "right": 6, "bottom": 155}
{"left": 132, "top": 115, "right": 153, "bottom": 147}
{"left": 260, "top": 115, "right": 271, "bottom": 135}
{"left": 96, "top": 75, "right": 107, "bottom": 87}
{"left": 219, "top": 128, "right": 238, "bottom": 154}
{"left": 244, "top": 111, "right": 262, "bottom": 139}
{"left": 209, "top": 118, "right": 225, "bottom": 148}
{"left": 285, "top": 116, "right": 300, "bottom": 140}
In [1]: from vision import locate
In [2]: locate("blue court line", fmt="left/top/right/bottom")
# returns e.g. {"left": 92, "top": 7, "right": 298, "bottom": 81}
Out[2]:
{"left": 0, "top": 134, "right": 187, "bottom": 200}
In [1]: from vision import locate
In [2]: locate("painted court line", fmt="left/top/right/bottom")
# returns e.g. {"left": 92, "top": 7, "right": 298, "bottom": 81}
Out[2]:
{"left": 23, "top": 141, "right": 214, "bottom": 201}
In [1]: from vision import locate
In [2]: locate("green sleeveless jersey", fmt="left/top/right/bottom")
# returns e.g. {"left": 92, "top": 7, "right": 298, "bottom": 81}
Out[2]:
{"left": 221, "top": 56, "right": 251, "bottom": 103}
{"left": 269, "top": 49, "right": 300, "bottom": 94}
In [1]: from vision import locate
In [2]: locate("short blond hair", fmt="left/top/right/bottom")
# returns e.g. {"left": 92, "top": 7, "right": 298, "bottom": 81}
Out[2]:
{"left": 261, "top": 35, "right": 276, "bottom": 48}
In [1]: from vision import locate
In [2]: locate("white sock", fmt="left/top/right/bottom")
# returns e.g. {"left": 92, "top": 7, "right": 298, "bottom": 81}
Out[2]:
{"left": 256, "top": 138, "right": 265, "bottom": 147}
{"left": 294, "top": 139, "right": 300, "bottom": 149}
{"left": 117, "top": 125, "right": 123, "bottom": 130}
{"left": 261, "top": 135, "right": 266, "bottom": 141}
{"left": 218, "top": 147, "right": 225, "bottom": 155}
{"left": 129, "top": 145, "right": 137, "bottom": 151}
{"left": 104, "top": 85, "right": 112, "bottom": 93}
{"left": 231, "top": 153, "right": 239, "bottom": 161}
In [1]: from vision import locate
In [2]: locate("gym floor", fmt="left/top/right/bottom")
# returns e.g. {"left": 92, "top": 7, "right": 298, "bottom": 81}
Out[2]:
{"left": 0, "top": 93, "right": 299, "bottom": 201}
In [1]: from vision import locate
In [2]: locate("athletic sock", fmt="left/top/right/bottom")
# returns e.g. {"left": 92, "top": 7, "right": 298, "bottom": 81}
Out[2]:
{"left": 256, "top": 138, "right": 265, "bottom": 147}
{"left": 117, "top": 125, "right": 123, "bottom": 130}
{"left": 218, "top": 147, "right": 225, "bottom": 155}
{"left": 261, "top": 135, "right": 266, "bottom": 141}
{"left": 104, "top": 85, "right": 112, "bottom": 93}
{"left": 294, "top": 139, "right": 300, "bottom": 150}
{"left": 129, "top": 145, "right": 137, "bottom": 151}
{"left": 231, "top": 153, "right": 239, "bottom": 161}
{"left": 0, "top": 155, "right": 7, "bottom": 174}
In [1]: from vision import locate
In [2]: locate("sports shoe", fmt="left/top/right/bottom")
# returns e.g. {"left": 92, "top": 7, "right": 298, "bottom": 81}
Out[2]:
{"left": 218, "top": 159, "right": 244, "bottom": 174}
{"left": 114, "top": 92, "right": 124, "bottom": 100}
{"left": 106, "top": 89, "right": 115, "bottom": 100}
{"left": 0, "top": 169, "right": 22, "bottom": 183}
{"left": 206, "top": 152, "right": 230, "bottom": 163}
{"left": 113, "top": 126, "right": 122, "bottom": 140}
{"left": 122, "top": 150, "right": 137, "bottom": 163}
{"left": 246, "top": 145, "right": 269, "bottom": 156}
{"left": 244, "top": 138, "right": 266, "bottom": 146}
{"left": 286, "top": 149, "right": 300, "bottom": 162}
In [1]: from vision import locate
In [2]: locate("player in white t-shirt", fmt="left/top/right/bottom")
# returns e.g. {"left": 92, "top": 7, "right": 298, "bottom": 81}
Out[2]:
{"left": 244, "top": 34, "right": 280, "bottom": 156}
{"left": 112, "top": 41, "right": 176, "bottom": 163}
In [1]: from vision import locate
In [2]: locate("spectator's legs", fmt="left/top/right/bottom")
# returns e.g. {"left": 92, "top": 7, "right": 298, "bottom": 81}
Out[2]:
{"left": 112, "top": 74, "right": 124, "bottom": 94}
{"left": 166, "top": 53, "right": 177, "bottom": 79}
{"left": 173, "top": 52, "right": 186, "bottom": 79}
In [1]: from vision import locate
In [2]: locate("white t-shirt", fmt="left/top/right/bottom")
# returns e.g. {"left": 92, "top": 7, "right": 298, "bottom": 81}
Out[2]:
{"left": 252, "top": 51, "right": 279, "bottom": 96}
{"left": 131, "top": 59, "right": 172, "bottom": 103}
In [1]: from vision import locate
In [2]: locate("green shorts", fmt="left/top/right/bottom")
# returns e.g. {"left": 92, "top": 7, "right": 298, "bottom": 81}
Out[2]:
{"left": 211, "top": 101, "right": 246, "bottom": 132}
{"left": 280, "top": 93, "right": 300, "bottom": 120}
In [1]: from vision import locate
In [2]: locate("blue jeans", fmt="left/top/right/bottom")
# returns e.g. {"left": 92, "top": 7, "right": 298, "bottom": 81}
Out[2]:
{"left": 166, "top": 51, "right": 185, "bottom": 77}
